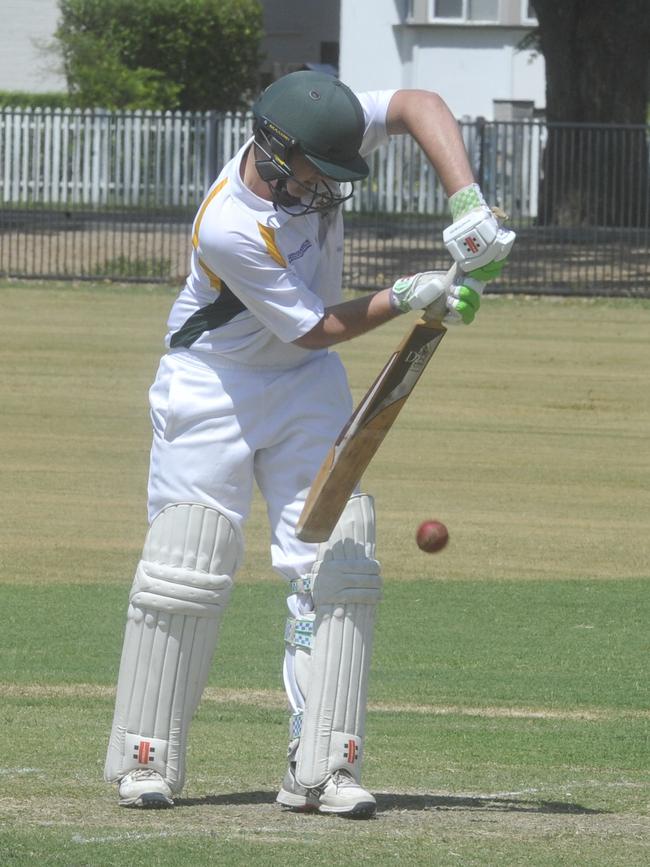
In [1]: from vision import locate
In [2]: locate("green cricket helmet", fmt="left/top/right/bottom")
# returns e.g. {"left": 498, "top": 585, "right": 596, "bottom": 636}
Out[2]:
{"left": 252, "top": 71, "right": 369, "bottom": 188}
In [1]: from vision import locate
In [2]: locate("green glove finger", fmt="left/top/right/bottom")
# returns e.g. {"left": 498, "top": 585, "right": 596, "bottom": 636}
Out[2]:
{"left": 454, "top": 301, "right": 476, "bottom": 325}
{"left": 454, "top": 285, "right": 481, "bottom": 311}
{"left": 469, "top": 259, "right": 507, "bottom": 282}
{"left": 450, "top": 285, "right": 481, "bottom": 324}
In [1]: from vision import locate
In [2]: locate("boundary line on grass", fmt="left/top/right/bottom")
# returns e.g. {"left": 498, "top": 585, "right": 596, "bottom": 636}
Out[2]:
{"left": 2, "top": 682, "right": 648, "bottom": 721}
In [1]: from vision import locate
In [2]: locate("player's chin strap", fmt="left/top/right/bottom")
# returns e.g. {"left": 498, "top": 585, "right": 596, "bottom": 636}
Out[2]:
{"left": 287, "top": 493, "right": 382, "bottom": 789}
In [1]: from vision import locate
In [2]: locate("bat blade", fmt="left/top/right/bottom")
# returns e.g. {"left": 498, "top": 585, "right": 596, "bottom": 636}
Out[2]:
{"left": 296, "top": 316, "right": 447, "bottom": 542}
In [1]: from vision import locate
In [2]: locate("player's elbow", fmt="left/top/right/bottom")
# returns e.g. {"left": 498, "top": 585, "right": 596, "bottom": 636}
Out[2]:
{"left": 292, "top": 329, "right": 329, "bottom": 350}
{"left": 293, "top": 316, "right": 342, "bottom": 349}
{"left": 387, "top": 89, "right": 447, "bottom": 135}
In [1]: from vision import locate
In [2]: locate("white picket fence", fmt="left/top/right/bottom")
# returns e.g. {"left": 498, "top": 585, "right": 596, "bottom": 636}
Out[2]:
{"left": 0, "top": 106, "right": 544, "bottom": 215}
{"left": 0, "top": 107, "right": 252, "bottom": 208}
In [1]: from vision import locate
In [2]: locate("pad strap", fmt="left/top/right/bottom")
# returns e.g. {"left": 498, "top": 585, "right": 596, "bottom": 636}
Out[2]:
{"left": 284, "top": 614, "right": 315, "bottom": 649}
{"left": 289, "top": 576, "right": 313, "bottom": 594}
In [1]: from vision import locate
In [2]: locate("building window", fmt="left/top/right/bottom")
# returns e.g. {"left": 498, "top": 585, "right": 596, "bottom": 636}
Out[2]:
{"left": 431, "top": 0, "right": 499, "bottom": 22}
{"left": 522, "top": 1, "right": 537, "bottom": 24}
{"left": 320, "top": 41, "right": 339, "bottom": 68}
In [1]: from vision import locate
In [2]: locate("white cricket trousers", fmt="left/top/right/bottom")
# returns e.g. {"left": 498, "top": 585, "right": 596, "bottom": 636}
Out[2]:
{"left": 147, "top": 347, "right": 353, "bottom": 582}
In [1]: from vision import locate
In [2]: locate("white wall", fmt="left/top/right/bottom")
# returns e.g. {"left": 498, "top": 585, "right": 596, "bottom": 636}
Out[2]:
{"left": 0, "top": 0, "right": 65, "bottom": 92}
{"left": 340, "top": 0, "right": 545, "bottom": 119}
{"left": 260, "top": 0, "right": 340, "bottom": 76}
{"left": 340, "top": 0, "right": 405, "bottom": 88}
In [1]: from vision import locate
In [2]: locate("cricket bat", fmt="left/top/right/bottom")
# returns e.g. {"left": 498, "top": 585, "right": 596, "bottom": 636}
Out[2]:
{"left": 296, "top": 263, "right": 459, "bottom": 543}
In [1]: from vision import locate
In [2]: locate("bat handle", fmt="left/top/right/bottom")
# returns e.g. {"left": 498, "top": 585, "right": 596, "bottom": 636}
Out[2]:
{"left": 421, "top": 261, "right": 461, "bottom": 323}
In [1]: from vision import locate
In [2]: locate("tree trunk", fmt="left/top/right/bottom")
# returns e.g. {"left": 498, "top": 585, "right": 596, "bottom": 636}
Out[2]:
{"left": 532, "top": 0, "right": 650, "bottom": 226}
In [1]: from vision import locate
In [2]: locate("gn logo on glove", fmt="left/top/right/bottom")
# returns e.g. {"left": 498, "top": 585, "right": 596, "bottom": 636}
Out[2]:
{"left": 463, "top": 234, "right": 481, "bottom": 254}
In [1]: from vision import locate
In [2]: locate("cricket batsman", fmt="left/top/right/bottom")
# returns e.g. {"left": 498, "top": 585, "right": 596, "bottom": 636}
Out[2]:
{"left": 104, "top": 71, "right": 515, "bottom": 816}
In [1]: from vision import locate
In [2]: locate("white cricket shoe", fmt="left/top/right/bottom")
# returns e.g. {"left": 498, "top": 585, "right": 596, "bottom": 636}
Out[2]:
{"left": 277, "top": 766, "right": 376, "bottom": 818}
{"left": 317, "top": 770, "right": 376, "bottom": 818}
{"left": 118, "top": 768, "right": 174, "bottom": 808}
{"left": 276, "top": 763, "right": 320, "bottom": 811}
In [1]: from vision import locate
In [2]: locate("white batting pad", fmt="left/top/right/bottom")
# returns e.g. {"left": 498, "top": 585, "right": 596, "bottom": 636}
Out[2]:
{"left": 295, "top": 494, "right": 382, "bottom": 788}
{"left": 104, "top": 503, "right": 240, "bottom": 793}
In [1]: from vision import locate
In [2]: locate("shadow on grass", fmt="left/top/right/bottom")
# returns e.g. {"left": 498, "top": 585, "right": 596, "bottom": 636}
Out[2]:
{"left": 375, "top": 792, "right": 606, "bottom": 815}
{"left": 175, "top": 790, "right": 606, "bottom": 816}
{"left": 176, "top": 791, "right": 277, "bottom": 808}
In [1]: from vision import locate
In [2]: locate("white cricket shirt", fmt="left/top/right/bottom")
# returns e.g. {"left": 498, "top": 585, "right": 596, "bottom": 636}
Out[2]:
{"left": 165, "top": 90, "right": 396, "bottom": 368}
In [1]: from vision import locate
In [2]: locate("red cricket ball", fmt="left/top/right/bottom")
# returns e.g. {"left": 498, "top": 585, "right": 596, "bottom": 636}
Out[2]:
{"left": 416, "top": 519, "right": 449, "bottom": 553}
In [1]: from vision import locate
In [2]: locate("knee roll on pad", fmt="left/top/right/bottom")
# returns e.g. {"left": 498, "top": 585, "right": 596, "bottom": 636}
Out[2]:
{"left": 104, "top": 503, "right": 240, "bottom": 793}
{"left": 295, "top": 493, "right": 382, "bottom": 788}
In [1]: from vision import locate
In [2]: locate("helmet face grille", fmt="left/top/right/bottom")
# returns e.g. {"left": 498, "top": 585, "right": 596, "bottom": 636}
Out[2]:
{"left": 253, "top": 118, "right": 296, "bottom": 182}
{"left": 252, "top": 72, "right": 369, "bottom": 182}
{"left": 252, "top": 117, "right": 356, "bottom": 215}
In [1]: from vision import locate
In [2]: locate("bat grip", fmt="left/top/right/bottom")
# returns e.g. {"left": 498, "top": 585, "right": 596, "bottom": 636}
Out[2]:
{"left": 421, "top": 261, "right": 461, "bottom": 323}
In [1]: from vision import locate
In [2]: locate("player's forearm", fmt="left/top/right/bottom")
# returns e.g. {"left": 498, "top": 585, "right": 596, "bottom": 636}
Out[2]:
{"left": 293, "top": 288, "right": 400, "bottom": 350}
{"left": 386, "top": 90, "right": 475, "bottom": 196}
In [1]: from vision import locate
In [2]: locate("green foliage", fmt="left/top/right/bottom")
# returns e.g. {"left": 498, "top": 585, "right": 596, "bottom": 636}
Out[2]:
{"left": 58, "top": 31, "right": 181, "bottom": 110}
{"left": 0, "top": 91, "right": 72, "bottom": 109}
{"left": 55, "top": 0, "right": 263, "bottom": 110}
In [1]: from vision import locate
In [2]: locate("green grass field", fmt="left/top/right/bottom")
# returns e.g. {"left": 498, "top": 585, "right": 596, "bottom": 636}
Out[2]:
{"left": 1, "top": 282, "right": 649, "bottom": 865}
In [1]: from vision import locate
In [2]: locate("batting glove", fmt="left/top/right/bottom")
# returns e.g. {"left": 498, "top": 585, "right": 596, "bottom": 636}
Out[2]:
{"left": 431, "top": 276, "right": 484, "bottom": 325}
{"left": 444, "top": 184, "right": 516, "bottom": 274}
{"left": 390, "top": 272, "right": 483, "bottom": 325}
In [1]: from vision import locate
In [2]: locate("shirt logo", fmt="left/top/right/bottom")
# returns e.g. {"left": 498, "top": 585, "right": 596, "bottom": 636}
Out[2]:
{"left": 288, "top": 240, "right": 312, "bottom": 264}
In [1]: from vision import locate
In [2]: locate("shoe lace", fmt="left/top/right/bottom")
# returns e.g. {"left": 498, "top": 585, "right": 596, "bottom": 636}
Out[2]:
{"left": 125, "top": 768, "right": 161, "bottom": 782}
{"left": 331, "top": 769, "right": 358, "bottom": 789}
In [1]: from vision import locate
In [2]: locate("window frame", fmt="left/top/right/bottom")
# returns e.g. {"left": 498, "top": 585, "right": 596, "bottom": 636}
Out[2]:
{"left": 430, "top": 0, "right": 501, "bottom": 24}
{"left": 521, "top": 0, "right": 538, "bottom": 25}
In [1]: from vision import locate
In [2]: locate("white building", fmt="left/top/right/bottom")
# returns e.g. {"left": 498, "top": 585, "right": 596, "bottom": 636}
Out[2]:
{"left": 0, "top": 0, "right": 545, "bottom": 120}
{"left": 0, "top": 0, "right": 65, "bottom": 92}
{"left": 340, "top": 0, "right": 545, "bottom": 120}
{"left": 259, "top": 0, "right": 340, "bottom": 85}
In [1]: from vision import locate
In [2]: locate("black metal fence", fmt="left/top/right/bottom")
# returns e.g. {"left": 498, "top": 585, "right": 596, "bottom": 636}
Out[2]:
{"left": 1, "top": 107, "right": 649, "bottom": 296}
